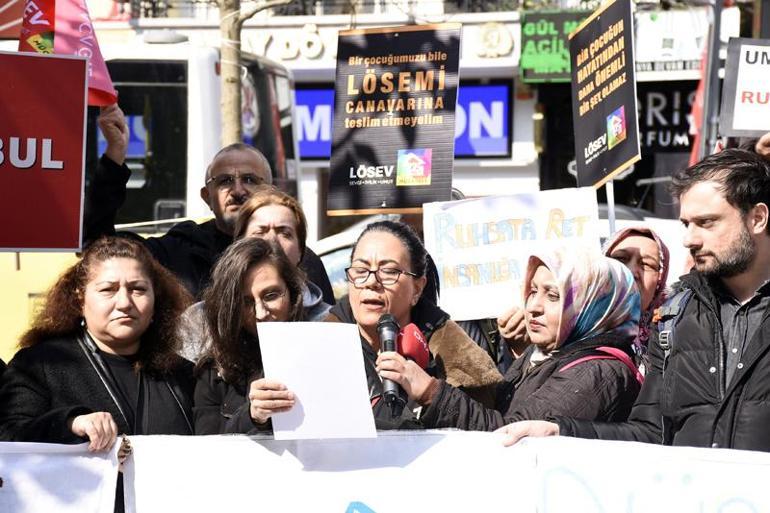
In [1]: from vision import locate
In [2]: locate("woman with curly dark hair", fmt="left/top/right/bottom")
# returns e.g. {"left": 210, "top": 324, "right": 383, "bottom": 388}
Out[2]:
{"left": 0, "top": 237, "right": 195, "bottom": 451}
{"left": 193, "top": 237, "right": 305, "bottom": 434}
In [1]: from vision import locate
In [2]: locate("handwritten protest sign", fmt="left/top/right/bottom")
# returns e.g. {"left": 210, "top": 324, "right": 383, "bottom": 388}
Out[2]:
{"left": 423, "top": 188, "right": 600, "bottom": 321}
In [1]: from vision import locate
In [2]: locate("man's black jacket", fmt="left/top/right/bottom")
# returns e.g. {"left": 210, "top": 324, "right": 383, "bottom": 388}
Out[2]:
{"left": 558, "top": 270, "right": 770, "bottom": 451}
{"left": 83, "top": 156, "right": 334, "bottom": 302}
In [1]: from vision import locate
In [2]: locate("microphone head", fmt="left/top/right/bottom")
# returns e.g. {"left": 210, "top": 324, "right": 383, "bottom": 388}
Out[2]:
{"left": 377, "top": 313, "right": 400, "bottom": 352}
{"left": 398, "top": 323, "right": 430, "bottom": 369}
{"left": 376, "top": 313, "right": 399, "bottom": 331}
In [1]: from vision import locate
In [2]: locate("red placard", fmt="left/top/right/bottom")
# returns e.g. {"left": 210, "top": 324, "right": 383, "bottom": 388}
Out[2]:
{"left": 0, "top": 51, "right": 87, "bottom": 251}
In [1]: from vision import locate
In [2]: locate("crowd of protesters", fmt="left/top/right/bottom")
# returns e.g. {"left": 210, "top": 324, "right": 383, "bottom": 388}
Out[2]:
{"left": 3, "top": 105, "right": 770, "bottom": 502}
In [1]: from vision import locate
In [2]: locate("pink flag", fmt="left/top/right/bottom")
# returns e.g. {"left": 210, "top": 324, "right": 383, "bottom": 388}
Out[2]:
{"left": 18, "top": 0, "right": 117, "bottom": 106}
{"left": 688, "top": 45, "right": 708, "bottom": 166}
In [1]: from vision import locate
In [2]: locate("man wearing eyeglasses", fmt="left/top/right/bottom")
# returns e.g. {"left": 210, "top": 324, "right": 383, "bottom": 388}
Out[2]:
{"left": 83, "top": 104, "right": 334, "bottom": 303}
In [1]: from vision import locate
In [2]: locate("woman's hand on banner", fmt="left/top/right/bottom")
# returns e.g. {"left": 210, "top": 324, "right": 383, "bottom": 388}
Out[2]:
{"left": 495, "top": 420, "right": 560, "bottom": 447}
{"left": 68, "top": 411, "right": 119, "bottom": 452}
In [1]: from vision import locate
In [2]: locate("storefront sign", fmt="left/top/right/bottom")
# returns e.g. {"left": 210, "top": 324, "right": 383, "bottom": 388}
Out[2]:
{"left": 327, "top": 24, "right": 461, "bottom": 215}
{"left": 720, "top": 37, "right": 770, "bottom": 137}
{"left": 250, "top": 23, "right": 328, "bottom": 62}
{"left": 569, "top": 0, "right": 640, "bottom": 188}
{"left": 637, "top": 81, "right": 696, "bottom": 152}
{"left": 520, "top": 11, "right": 590, "bottom": 83}
{"left": 0, "top": 51, "right": 87, "bottom": 251}
{"left": 297, "top": 82, "right": 510, "bottom": 159}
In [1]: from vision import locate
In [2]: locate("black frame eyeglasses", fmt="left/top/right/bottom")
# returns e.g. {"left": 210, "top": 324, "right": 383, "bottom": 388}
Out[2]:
{"left": 345, "top": 266, "right": 418, "bottom": 286}
{"left": 205, "top": 171, "right": 266, "bottom": 191}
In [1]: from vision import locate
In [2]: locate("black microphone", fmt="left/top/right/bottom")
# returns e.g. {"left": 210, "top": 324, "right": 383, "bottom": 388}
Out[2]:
{"left": 377, "top": 313, "right": 406, "bottom": 417}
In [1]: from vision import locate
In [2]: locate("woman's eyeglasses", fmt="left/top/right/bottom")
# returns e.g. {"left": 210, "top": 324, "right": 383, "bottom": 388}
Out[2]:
{"left": 345, "top": 266, "right": 418, "bottom": 286}
{"left": 245, "top": 289, "right": 287, "bottom": 311}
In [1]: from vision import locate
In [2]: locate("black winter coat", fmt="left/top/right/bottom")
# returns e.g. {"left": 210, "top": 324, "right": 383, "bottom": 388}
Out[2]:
{"left": 420, "top": 334, "right": 641, "bottom": 431}
{"left": 193, "top": 360, "right": 270, "bottom": 435}
{"left": 557, "top": 270, "right": 770, "bottom": 451}
{"left": 0, "top": 333, "right": 195, "bottom": 442}
{"left": 84, "top": 156, "right": 335, "bottom": 303}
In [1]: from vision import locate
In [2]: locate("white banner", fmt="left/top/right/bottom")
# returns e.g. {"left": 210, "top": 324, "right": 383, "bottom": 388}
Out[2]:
{"left": 120, "top": 432, "right": 770, "bottom": 513}
{"left": 524, "top": 436, "right": 770, "bottom": 512}
{"left": 423, "top": 188, "right": 601, "bottom": 320}
{"left": 5, "top": 433, "right": 770, "bottom": 512}
{"left": 0, "top": 441, "right": 119, "bottom": 513}
{"left": 123, "top": 431, "right": 533, "bottom": 513}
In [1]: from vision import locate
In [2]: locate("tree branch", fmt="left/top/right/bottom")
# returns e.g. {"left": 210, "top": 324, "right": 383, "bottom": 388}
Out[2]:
{"left": 238, "top": 0, "right": 292, "bottom": 25}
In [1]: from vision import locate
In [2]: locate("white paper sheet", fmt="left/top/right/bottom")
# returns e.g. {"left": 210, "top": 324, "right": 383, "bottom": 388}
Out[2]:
{"left": 257, "top": 322, "right": 376, "bottom": 440}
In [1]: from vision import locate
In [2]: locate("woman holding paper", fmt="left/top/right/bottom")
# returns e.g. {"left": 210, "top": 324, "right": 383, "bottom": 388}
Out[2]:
{"left": 0, "top": 237, "right": 195, "bottom": 448}
{"left": 193, "top": 237, "right": 306, "bottom": 434}
{"left": 178, "top": 187, "right": 331, "bottom": 361}
{"left": 376, "top": 247, "right": 643, "bottom": 431}
{"left": 325, "top": 220, "right": 503, "bottom": 428}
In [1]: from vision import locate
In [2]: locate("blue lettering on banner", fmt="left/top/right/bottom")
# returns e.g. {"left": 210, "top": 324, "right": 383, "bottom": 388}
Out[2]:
{"left": 345, "top": 501, "right": 377, "bottom": 513}
{"left": 295, "top": 83, "right": 511, "bottom": 159}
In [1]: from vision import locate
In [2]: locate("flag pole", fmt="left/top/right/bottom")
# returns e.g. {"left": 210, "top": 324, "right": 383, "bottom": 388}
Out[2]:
{"left": 606, "top": 179, "right": 617, "bottom": 235}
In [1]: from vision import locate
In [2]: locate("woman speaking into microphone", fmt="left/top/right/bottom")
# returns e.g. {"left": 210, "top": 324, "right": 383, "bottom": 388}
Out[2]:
{"left": 324, "top": 221, "right": 502, "bottom": 428}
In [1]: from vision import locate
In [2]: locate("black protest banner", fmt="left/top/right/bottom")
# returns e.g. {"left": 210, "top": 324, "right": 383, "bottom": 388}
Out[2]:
{"left": 569, "top": 0, "right": 640, "bottom": 188}
{"left": 520, "top": 11, "right": 590, "bottom": 83}
{"left": 719, "top": 38, "right": 770, "bottom": 137}
{"left": 328, "top": 24, "right": 460, "bottom": 215}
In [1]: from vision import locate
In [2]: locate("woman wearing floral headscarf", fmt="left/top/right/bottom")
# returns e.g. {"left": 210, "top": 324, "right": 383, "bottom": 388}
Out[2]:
{"left": 377, "top": 248, "right": 643, "bottom": 431}
{"left": 603, "top": 226, "right": 670, "bottom": 371}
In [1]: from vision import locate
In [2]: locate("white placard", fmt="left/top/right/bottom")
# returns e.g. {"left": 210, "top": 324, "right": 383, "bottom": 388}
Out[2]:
{"left": 423, "top": 188, "right": 601, "bottom": 320}
{"left": 257, "top": 322, "right": 376, "bottom": 440}
{"left": 732, "top": 43, "right": 770, "bottom": 132}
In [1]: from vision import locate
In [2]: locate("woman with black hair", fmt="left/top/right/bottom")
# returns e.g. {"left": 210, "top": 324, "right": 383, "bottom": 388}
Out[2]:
{"left": 0, "top": 237, "right": 194, "bottom": 447}
{"left": 193, "top": 237, "right": 306, "bottom": 434}
{"left": 324, "top": 220, "right": 502, "bottom": 428}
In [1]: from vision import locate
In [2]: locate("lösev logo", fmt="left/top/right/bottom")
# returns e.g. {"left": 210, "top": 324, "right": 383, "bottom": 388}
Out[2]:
{"left": 607, "top": 105, "right": 627, "bottom": 149}
{"left": 349, "top": 165, "right": 395, "bottom": 179}
{"left": 583, "top": 133, "right": 607, "bottom": 165}
{"left": 396, "top": 148, "right": 432, "bottom": 186}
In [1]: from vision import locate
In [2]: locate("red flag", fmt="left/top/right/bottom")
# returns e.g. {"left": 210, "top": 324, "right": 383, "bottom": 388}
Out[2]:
{"left": 18, "top": 0, "right": 117, "bottom": 106}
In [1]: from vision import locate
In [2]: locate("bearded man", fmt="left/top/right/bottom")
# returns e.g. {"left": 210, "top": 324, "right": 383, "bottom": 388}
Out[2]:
{"left": 499, "top": 149, "right": 770, "bottom": 451}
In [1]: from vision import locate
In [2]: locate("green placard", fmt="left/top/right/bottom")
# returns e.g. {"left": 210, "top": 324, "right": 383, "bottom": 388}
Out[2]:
{"left": 520, "top": 11, "right": 590, "bottom": 83}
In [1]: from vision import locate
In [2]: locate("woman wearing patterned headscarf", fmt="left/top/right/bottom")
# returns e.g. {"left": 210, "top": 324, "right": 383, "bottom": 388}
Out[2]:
{"left": 376, "top": 247, "right": 643, "bottom": 431}
{"left": 603, "top": 226, "right": 670, "bottom": 372}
